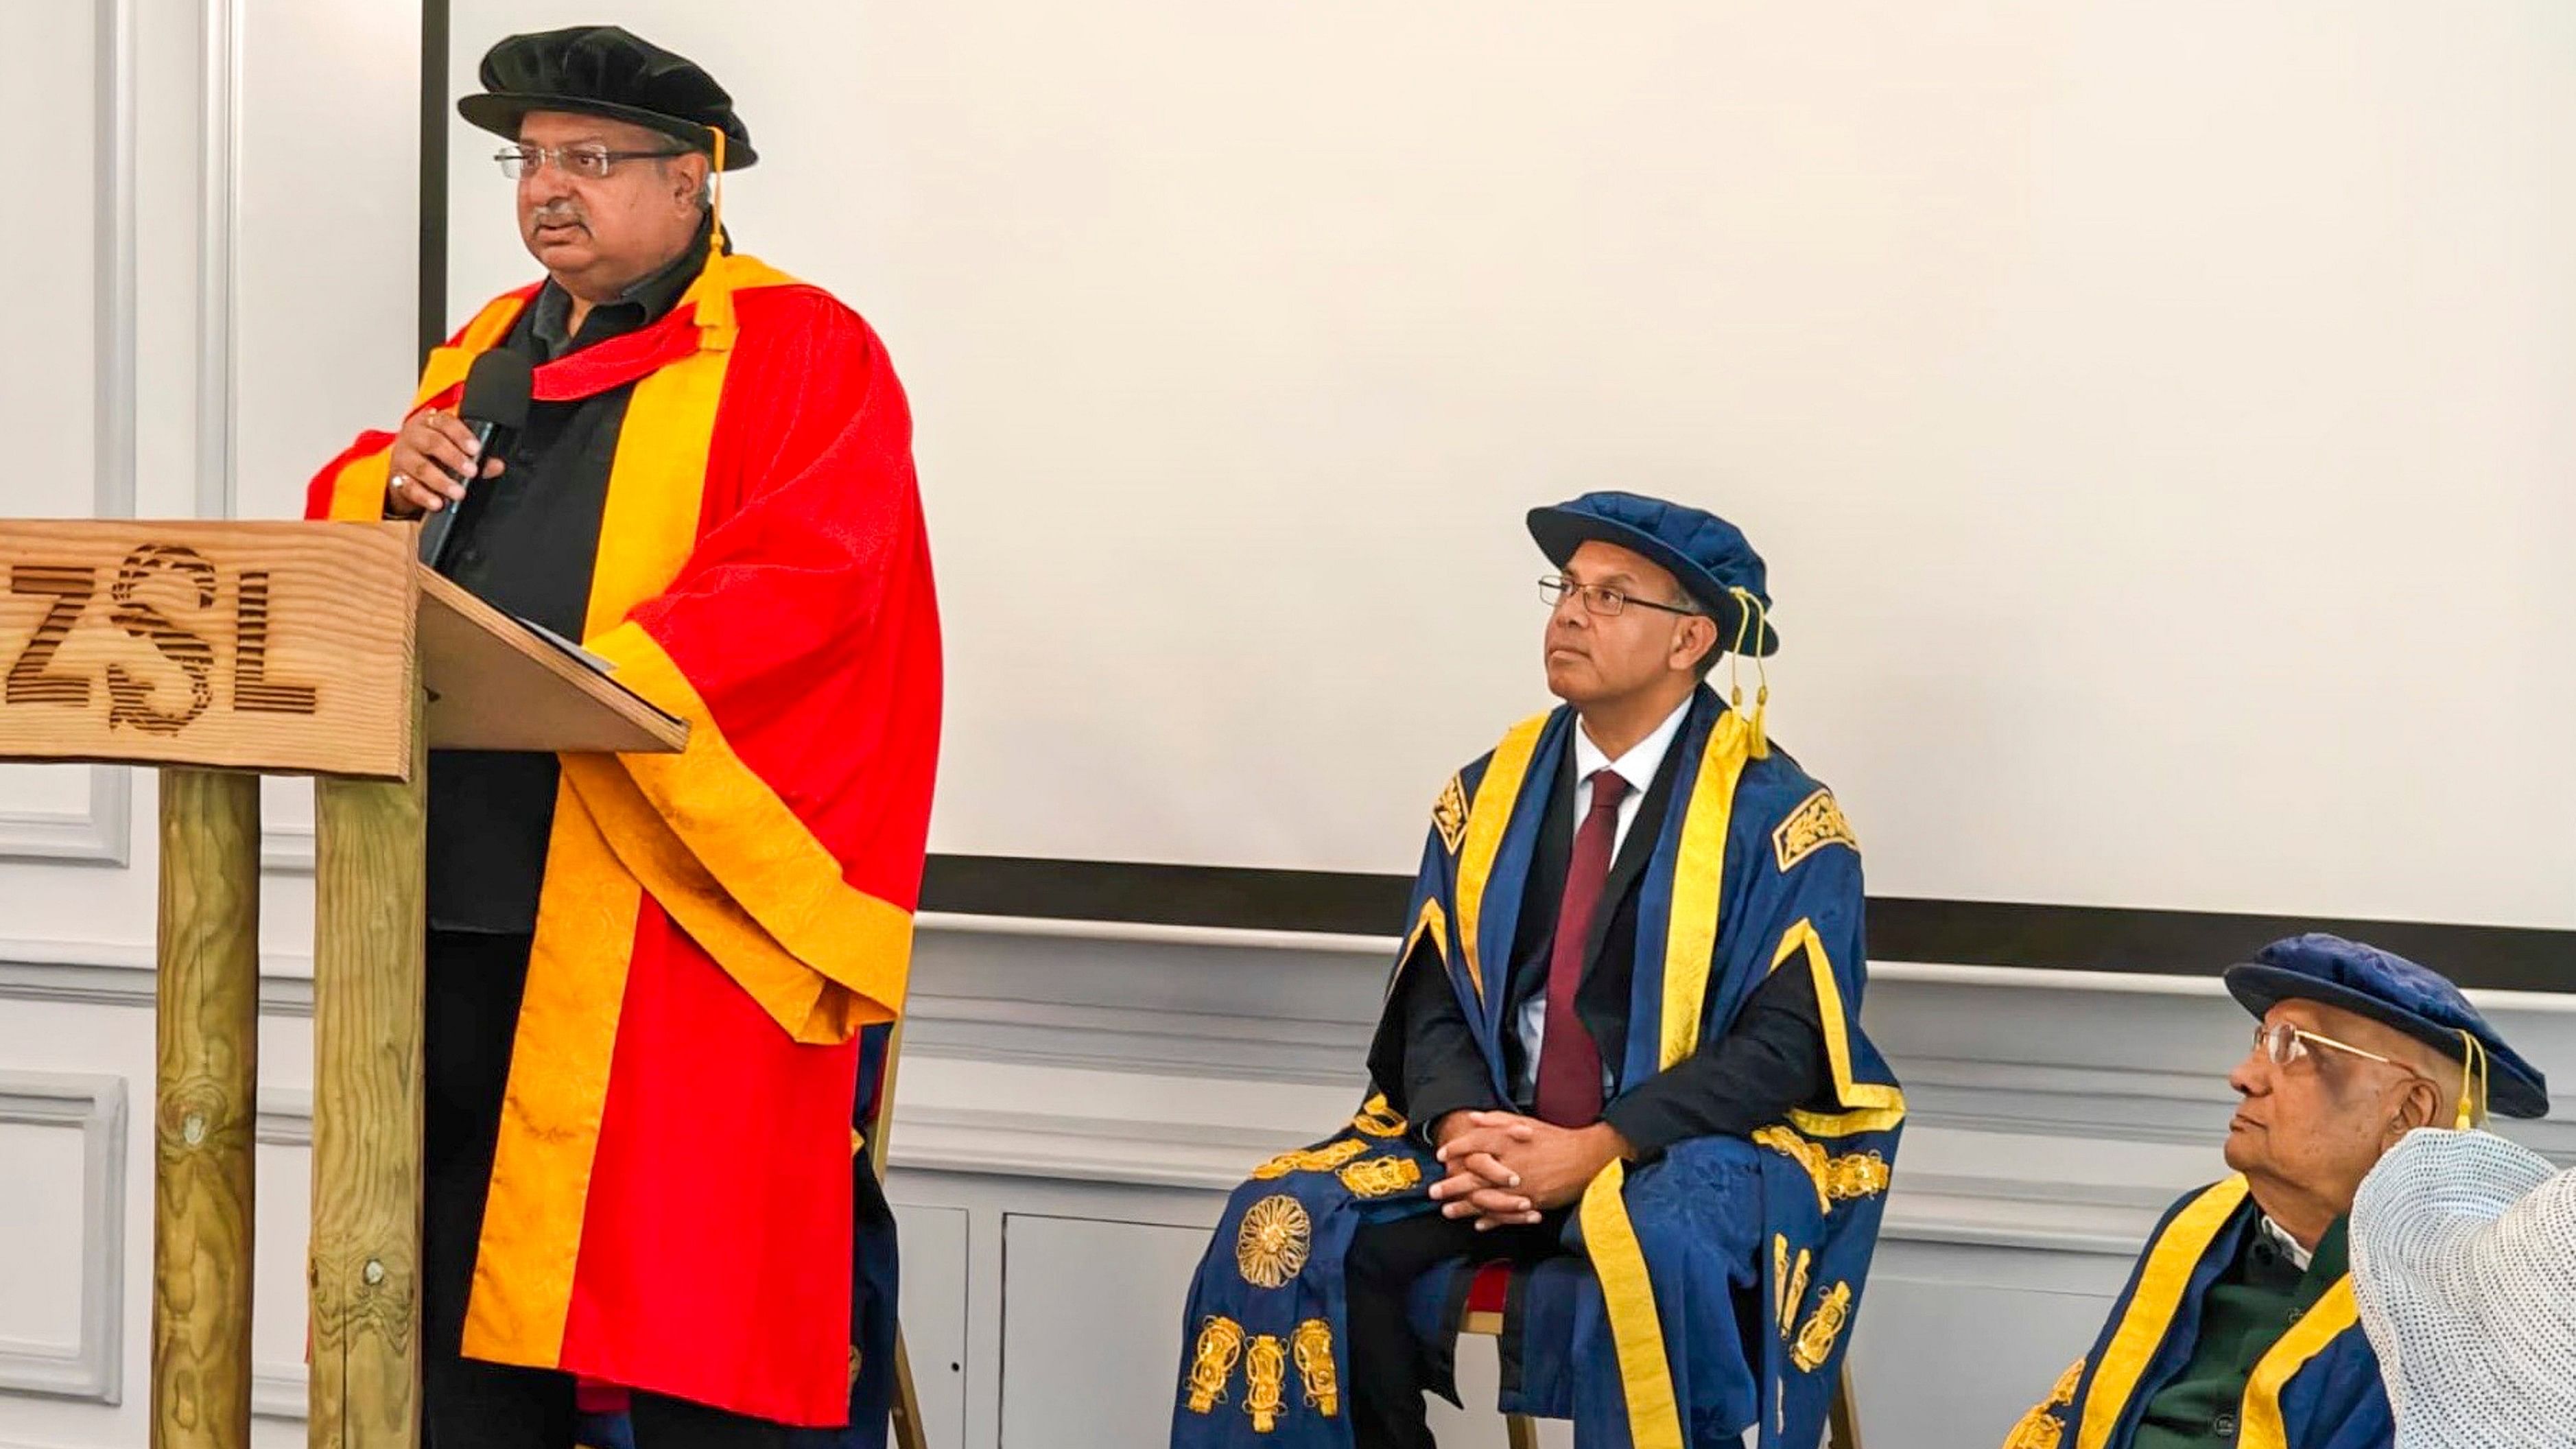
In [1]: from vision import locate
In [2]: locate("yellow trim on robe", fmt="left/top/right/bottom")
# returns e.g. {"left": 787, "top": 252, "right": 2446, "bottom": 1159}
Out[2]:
{"left": 1454, "top": 714, "right": 1549, "bottom": 1005}
{"left": 1403, "top": 898, "right": 1450, "bottom": 971}
{"left": 1587, "top": 711, "right": 1758, "bottom": 1449}
{"left": 578, "top": 327, "right": 729, "bottom": 628}
{"left": 457, "top": 255, "right": 833, "bottom": 1368}
{"left": 2076, "top": 1177, "right": 2254, "bottom": 1449}
{"left": 1771, "top": 921, "right": 1909, "bottom": 1138}
{"left": 417, "top": 293, "right": 530, "bottom": 408}
{"left": 568, "top": 626, "right": 910, "bottom": 1041}
{"left": 463, "top": 775, "right": 644, "bottom": 1367}
{"left": 321, "top": 296, "right": 528, "bottom": 521}
{"left": 2236, "top": 1278, "right": 2360, "bottom": 1449}
{"left": 677, "top": 252, "right": 802, "bottom": 351}
{"left": 545, "top": 298, "right": 912, "bottom": 1040}
{"left": 1578, "top": 1159, "right": 1686, "bottom": 1449}
{"left": 1656, "top": 709, "right": 1753, "bottom": 1070}
{"left": 324, "top": 447, "right": 394, "bottom": 523}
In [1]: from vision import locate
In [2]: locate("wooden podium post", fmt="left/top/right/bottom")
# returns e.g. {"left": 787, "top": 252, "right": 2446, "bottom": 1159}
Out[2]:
{"left": 0, "top": 520, "right": 685, "bottom": 1449}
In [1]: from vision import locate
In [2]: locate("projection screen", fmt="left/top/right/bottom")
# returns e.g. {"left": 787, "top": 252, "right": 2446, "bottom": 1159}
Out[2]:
{"left": 438, "top": 1, "right": 2576, "bottom": 964}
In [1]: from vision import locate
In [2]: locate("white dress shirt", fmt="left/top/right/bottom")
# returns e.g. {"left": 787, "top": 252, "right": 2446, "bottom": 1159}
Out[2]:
{"left": 1513, "top": 698, "right": 1693, "bottom": 1098}
{"left": 2258, "top": 1214, "right": 2316, "bottom": 1271}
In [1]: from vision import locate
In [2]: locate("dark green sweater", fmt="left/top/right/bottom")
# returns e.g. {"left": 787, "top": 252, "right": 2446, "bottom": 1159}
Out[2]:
{"left": 2131, "top": 1216, "right": 2349, "bottom": 1448}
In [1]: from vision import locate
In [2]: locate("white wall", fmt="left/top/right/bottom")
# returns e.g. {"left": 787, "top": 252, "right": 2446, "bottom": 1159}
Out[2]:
{"left": 0, "top": 7, "right": 2571, "bottom": 1449}
{"left": 438, "top": 0, "right": 2576, "bottom": 929}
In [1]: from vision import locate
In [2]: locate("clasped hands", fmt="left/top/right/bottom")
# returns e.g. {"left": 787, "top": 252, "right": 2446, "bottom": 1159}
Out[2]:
{"left": 1428, "top": 1110, "right": 1631, "bottom": 1231}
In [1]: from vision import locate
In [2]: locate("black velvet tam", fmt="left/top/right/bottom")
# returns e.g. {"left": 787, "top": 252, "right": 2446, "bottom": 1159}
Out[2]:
{"left": 458, "top": 25, "right": 756, "bottom": 169}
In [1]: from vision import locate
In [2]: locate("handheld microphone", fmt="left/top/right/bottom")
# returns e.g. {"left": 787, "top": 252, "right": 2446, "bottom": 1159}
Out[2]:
{"left": 417, "top": 348, "right": 534, "bottom": 570}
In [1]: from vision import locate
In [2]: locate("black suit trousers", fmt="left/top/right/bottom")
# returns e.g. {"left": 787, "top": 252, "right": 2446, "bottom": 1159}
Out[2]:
{"left": 1345, "top": 1208, "right": 1572, "bottom": 1449}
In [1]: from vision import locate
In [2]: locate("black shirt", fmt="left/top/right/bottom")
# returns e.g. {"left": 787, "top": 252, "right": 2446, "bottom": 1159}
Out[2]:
{"left": 424, "top": 226, "right": 708, "bottom": 932}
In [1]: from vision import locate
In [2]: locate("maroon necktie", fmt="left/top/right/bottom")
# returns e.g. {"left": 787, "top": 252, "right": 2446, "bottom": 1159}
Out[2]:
{"left": 1534, "top": 768, "right": 1628, "bottom": 1127}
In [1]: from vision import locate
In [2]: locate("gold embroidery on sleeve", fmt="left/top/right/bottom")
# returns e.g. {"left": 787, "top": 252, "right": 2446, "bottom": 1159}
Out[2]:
{"left": 1771, "top": 789, "right": 1859, "bottom": 872}
{"left": 2002, "top": 1357, "right": 2085, "bottom": 1448}
{"left": 1757, "top": 1126, "right": 1834, "bottom": 1214}
{"left": 1337, "top": 1155, "right": 1426, "bottom": 1199}
{"left": 1827, "top": 1151, "right": 1891, "bottom": 1201}
{"left": 1790, "top": 1281, "right": 1853, "bottom": 1373}
{"left": 1757, "top": 1124, "right": 1891, "bottom": 1214}
{"left": 1236, "top": 1196, "right": 1314, "bottom": 1289}
{"left": 1250, "top": 1138, "right": 1369, "bottom": 1180}
{"left": 1351, "top": 1095, "right": 1408, "bottom": 1139}
{"left": 1780, "top": 1248, "right": 1812, "bottom": 1337}
{"left": 1243, "top": 1334, "right": 1288, "bottom": 1433}
{"left": 1185, "top": 1316, "right": 1246, "bottom": 1413}
{"left": 1771, "top": 1234, "right": 1791, "bottom": 1326}
{"left": 1292, "top": 1319, "right": 1339, "bottom": 1417}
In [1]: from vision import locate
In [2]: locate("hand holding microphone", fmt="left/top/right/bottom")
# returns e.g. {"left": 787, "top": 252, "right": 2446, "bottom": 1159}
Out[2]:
{"left": 392, "top": 349, "right": 534, "bottom": 568}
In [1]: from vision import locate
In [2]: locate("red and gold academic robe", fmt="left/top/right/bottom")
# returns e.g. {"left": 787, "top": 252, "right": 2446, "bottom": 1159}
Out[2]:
{"left": 305, "top": 253, "right": 941, "bottom": 1427}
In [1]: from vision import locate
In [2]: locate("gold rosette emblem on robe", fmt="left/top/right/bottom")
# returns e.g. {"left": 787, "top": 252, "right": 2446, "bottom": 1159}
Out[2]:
{"left": 1236, "top": 1195, "right": 1313, "bottom": 1289}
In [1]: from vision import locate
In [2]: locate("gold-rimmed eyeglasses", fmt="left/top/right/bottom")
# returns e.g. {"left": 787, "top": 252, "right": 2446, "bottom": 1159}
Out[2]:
{"left": 495, "top": 144, "right": 689, "bottom": 180}
{"left": 2252, "top": 1021, "right": 2418, "bottom": 1077}
{"left": 1538, "top": 575, "right": 1703, "bottom": 620}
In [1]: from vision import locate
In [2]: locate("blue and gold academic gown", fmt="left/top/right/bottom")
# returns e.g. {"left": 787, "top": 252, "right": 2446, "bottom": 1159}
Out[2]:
{"left": 2004, "top": 1178, "right": 2392, "bottom": 1449}
{"left": 1171, "top": 689, "right": 1905, "bottom": 1449}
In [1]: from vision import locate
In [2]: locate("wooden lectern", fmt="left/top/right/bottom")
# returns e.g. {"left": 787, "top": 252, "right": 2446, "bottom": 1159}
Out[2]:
{"left": 0, "top": 519, "right": 686, "bottom": 1449}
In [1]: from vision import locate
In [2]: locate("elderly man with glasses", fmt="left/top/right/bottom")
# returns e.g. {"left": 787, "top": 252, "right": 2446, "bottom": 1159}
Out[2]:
{"left": 302, "top": 25, "right": 940, "bottom": 1449}
{"left": 2005, "top": 934, "right": 2549, "bottom": 1449}
{"left": 1170, "top": 493, "right": 1905, "bottom": 1449}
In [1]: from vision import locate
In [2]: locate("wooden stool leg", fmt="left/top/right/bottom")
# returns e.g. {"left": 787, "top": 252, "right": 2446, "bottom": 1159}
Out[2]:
{"left": 1828, "top": 1364, "right": 1865, "bottom": 1449}
{"left": 153, "top": 768, "right": 262, "bottom": 1449}
{"left": 309, "top": 687, "right": 427, "bottom": 1449}
{"left": 888, "top": 1328, "right": 929, "bottom": 1449}
{"left": 1504, "top": 1412, "right": 1541, "bottom": 1449}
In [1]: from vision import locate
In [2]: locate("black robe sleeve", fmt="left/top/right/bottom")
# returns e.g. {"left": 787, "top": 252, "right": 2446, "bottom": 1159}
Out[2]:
{"left": 1600, "top": 960, "right": 1829, "bottom": 1159}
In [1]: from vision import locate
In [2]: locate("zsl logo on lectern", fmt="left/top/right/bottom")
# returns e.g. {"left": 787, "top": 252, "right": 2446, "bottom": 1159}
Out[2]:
{"left": 5, "top": 544, "right": 320, "bottom": 735}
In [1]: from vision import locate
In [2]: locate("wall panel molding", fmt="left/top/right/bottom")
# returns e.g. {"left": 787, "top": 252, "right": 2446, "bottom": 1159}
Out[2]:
{"left": 0, "top": 0, "right": 140, "bottom": 869}
{"left": 2, "top": 930, "right": 2570, "bottom": 1153}
{"left": 0, "top": 770, "right": 131, "bottom": 869}
{"left": 0, "top": 1071, "right": 128, "bottom": 1404}
{"left": 196, "top": 0, "right": 239, "bottom": 521}
{"left": 249, "top": 1089, "right": 309, "bottom": 1420}
{"left": 262, "top": 823, "right": 313, "bottom": 875}
{"left": 0, "top": 939, "right": 311, "bottom": 1016}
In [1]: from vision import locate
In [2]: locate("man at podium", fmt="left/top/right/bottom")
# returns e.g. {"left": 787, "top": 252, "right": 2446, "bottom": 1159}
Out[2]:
{"left": 303, "top": 25, "right": 941, "bottom": 1449}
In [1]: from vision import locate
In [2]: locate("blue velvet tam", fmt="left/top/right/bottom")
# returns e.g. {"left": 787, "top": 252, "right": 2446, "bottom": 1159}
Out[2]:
{"left": 459, "top": 25, "right": 757, "bottom": 169}
{"left": 2225, "top": 933, "right": 2549, "bottom": 1119}
{"left": 1526, "top": 491, "right": 1779, "bottom": 657}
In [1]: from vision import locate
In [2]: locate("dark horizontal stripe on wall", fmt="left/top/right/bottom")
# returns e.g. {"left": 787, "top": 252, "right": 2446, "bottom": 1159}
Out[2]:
{"left": 923, "top": 855, "right": 1412, "bottom": 937}
{"left": 1867, "top": 898, "right": 2570, "bottom": 993}
{"left": 418, "top": 0, "right": 448, "bottom": 365}
{"left": 920, "top": 855, "right": 2571, "bottom": 992}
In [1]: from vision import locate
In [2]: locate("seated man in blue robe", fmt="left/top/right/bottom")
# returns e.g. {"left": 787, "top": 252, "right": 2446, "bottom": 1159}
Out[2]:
{"left": 2004, "top": 934, "right": 2549, "bottom": 1449}
{"left": 1170, "top": 493, "right": 1906, "bottom": 1449}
